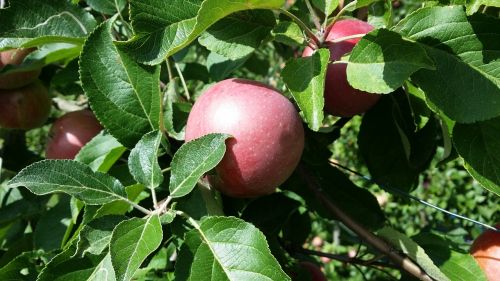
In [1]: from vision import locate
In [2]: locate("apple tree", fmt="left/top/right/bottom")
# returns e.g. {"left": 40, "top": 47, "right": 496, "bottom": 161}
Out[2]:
{"left": 0, "top": 0, "right": 499, "bottom": 280}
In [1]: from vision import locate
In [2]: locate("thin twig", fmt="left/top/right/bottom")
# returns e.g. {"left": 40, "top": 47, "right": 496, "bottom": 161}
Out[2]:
{"left": 329, "top": 161, "right": 500, "bottom": 232}
{"left": 330, "top": 33, "right": 366, "bottom": 43}
{"left": 329, "top": 0, "right": 358, "bottom": 30}
{"left": 125, "top": 198, "right": 152, "bottom": 215}
{"left": 298, "top": 165, "right": 434, "bottom": 281}
{"left": 299, "top": 248, "right": 397, "bottom": 269}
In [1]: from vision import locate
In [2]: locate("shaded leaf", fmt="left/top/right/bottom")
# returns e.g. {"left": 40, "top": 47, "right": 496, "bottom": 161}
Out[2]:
{"left": 0, "top": 0, "right": 96, "bottom": 50}
{"left": 199, "top": 10, "right": 276, "bottom": 60}
{"left": 271, "top": 21, "right": 305, "bottom": 47}
{"left": 453, "top": 117, "right": 500, "bottom": 196}
{"left": 119, "top": 0, "right": 285, "bottom": 64}
{"left": 378, "top": 227, "right": 450, "bottom": 281}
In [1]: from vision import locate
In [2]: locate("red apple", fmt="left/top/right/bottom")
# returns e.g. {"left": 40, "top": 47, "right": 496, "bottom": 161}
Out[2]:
{"left": 470, "top": 225, "right": 500, "bottom": 281}
{"left": 46, "top": 109, "right": 103, "bottom": 159}
{"left": 0, "top": 81, "right": 51, "bottom": 130}
{"left": 303, "top": 19, "right": 380, "bottom": 117}
{"left": 185, "top": 78, "right": 304, "bottom": 198}
{"left": 299, "top": 261, "right": 327, "bottom": 281}
{"left": 0, "top": 48, "right": 41, "bottom": 89}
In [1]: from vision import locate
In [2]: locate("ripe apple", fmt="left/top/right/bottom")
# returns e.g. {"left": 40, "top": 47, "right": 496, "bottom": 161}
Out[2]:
{"left": 46, "top": 109, "right": 103, "bottom": 159}
{"left": 0, "top": 81, "right": 51, "bottom": 130}
{"left": 303, "top": 19, "right": 380, "bottom": 117}
{"left": 470, "top": 225, "right": 500, "bottom": 281}
{"left": 299, "top": 261, "right": 327, "bottom": 281}
{"left": 0, "top": 48, "right": 41, "bottom": 89}
{"left": 185, "top": 78, "right": 304, "bottom": 198}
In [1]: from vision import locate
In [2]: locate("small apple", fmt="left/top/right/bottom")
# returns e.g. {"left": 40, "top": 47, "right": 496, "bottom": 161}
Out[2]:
{"left": 185, "top": 78, "right": 304, "bottom": 198}
{"left": 303, "top": 19, "right": 380, "bottom": 117}
{"left": 46, "top": 109, "right": 103, "bottom": 159}
{"left": 0, "top": 81, "right": 51, "bottom": 130}
{"left": 0, "top": 48, "right": 41, "bottom": 89}
{"left": 470, "top": 225, "right": 500, "bottom": 281}
{"left": 299, "top": 261, "right": 327, "bottom": 281}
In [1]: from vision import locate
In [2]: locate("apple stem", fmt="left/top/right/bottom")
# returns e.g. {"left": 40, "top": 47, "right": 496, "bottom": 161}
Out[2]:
{"left": 279, "top": 8, "right": 322, "bottom": 48}
{"left": 298, "top": 165, "right": 435, "bottom": 281}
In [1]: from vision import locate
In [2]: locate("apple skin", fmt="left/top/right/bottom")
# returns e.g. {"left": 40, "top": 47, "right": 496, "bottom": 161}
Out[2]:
{"left": 0, "top": 81, "right": 51, "bottom": 130}
{"left": 185, "top": 78, "right": 304, "bottom": 198}
{"left": 0, "top": 49, "right": 41, "bottom": 89}
{"left": 303, "top": 19, "right": 380, "bottom": 117}
{"left": 470, "top": 225, "right": 500, "bottom": 281}
{"left": 46, "top": 109, "right": 103, "bottom": 159}
{"left": 299, "top": 261, "right": 327, "bottom": 281}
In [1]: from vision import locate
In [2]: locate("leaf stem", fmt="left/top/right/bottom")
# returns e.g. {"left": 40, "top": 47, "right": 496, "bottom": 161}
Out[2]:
{"left": 150, "top": 186, "right": 158, "bottom": 209}
{"left": 279, "top": 8, "right": 321, "bottom": 48}
{"left": 152, "top": 195, "right": 172, "bottom": 215}
{"left": 174, "top": 62, "right": 191, "bottom": 101}
{"left": 298, "top": 165, "right": 434, "bottom": 281}
{"left": 161, "top": 167, "right": 171, "bottom": 173}
{"left": 175, "top": 210, "right": 200, "bottom": 229}
{"left": 125, "top": 198, "right": 152, "bottom": 215}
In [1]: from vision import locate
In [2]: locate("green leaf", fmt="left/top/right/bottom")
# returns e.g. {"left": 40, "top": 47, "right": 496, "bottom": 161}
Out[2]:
{"left": 38, "top": 246, "right": 114, "bottom": 281}
{"left": 453, "top": 117, "right": 500, "bottom": 196}
{"left": 34, "top": 196, "right": 72, "bottom": 251}
{"left": 119, "top": 0, "right": 286, "bottom": 65}
{"left": 176, "top": 185, "right": 224, "bottom": 220}
{"left": 282, "top": 48, "right": 329, "bottom": 131}
{"left": 128, "top": 131, "right": 164, "bottom": 190}
{"left": 0, "top": 252, "right": 38, "bottom": 281}
{"left": 175, "top": 216, "right": 290, "bottom": 281}
{"left": 8, "top": 160, "right": 128, "bottom": 205}
{"left": 207, "top": 52, "right": 250, "bottom": 81}
{"left": 86, "top": 0, "right": 127, "bottom": 15}
{"left": 413, "top": 233, "right": 488, "bottom": 281}
{"left": 164, "top": 83, "right": 192, "bottom": 141}
{"left": 367, "top": 0, "right": 393, "bottom": 28}
{"left": 356, "top": 0, "right": 380, "bottom": 8}
{"left": 466, "top": 0, "right": 500, "bottom": 15}
{"left": 110, "top": 215, "right": 163, "bottom": 281}
{"left": 346, "top": 28, "right": 434, "bottom": 94}
{"left": 271, "top": 21, "right": 305, "bottom": 47}
{"left": 311, "top": 0, "right": 339, "bottom": 16}
{"left": 378, "top": 227, "right": 450, "bottom": 281}
{"left": 76, "top": 132, "right": 127, "bottom": 173}
{"left": 394, "top": 6, "right": 500, "bottom": 123}
{"left": 0, "top": 0, "right": 97, "bottom": 50}
{"left": 169, "top": 134, "right": 230, "bottom": 198}
{"left": 358, "top": 94, "right": 437, "bottom": 192}
{"left": 80, "top": 18, "right": 162, "bottom": 147}
{"left": 76, "top": 215, "right": 127, "bottom": 257}
{"left": 199, "top": 10, "right": 276, "bottom": 60}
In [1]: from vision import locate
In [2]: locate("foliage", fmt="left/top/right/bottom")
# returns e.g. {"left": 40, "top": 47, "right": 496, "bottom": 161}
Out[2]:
{"left": 0, "top": 0, "right": 499, "bottom": 280}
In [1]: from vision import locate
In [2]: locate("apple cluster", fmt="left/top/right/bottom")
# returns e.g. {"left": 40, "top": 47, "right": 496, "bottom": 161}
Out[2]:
{"left": 0, "top": 49, "right": 50, "bottom": 130}
{"left": 185, "top": 19, "right": 380, "bottom": 198}
{"left": 0, "top": 49, "right": 102, "bottom": 159}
